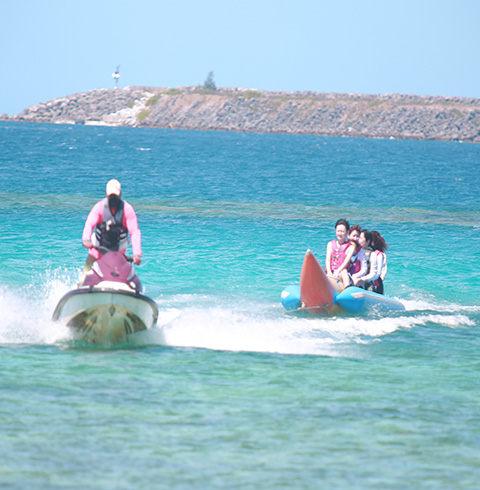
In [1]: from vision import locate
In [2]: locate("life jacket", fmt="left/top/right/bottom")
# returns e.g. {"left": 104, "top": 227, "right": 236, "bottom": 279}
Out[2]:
{"left": 330, "top": 240, "right": 352, "bottom": 271}
{"left": 364, "top": 249, "right": 372, "bottom": 274}
{"left": 93, "top": 198, "right": 129, "bottom": 252}
{"left": 348, "top": 244, "right": 362, "bottom": 274}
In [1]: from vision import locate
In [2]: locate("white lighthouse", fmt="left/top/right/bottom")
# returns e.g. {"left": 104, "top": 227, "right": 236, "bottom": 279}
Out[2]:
{"left": 112, "top": 65, "right": 121, "bottom": 89}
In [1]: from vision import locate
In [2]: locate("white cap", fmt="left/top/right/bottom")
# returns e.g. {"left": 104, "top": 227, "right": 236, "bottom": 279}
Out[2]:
{"left": 106, "top": 179, "right": 121, "bottom": 196}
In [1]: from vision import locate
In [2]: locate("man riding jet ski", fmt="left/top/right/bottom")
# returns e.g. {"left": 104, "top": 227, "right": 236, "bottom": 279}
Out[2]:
{"left": 81, "top": 179, "right": 142, "bottom": 279}
{"left": 52, "top": 179, "right": 158, "bottom": 345}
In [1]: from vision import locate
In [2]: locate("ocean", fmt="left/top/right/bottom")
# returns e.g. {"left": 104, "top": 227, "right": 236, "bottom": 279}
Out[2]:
{"left": 0, "top": 121, "right": 479, "bottom": 489}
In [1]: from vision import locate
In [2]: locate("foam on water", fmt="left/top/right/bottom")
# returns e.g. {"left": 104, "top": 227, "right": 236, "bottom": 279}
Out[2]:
{"left": 152, "top": 303, "right": 474, "bottom": 356}
{"left": 0, "top": 285, "right": 73, "bottom": 345}
{"left": 0, "top": 275, "right": 475, "bottom": 357}
{"left": 402, "top": 295, "right": 480, "bottom": 314}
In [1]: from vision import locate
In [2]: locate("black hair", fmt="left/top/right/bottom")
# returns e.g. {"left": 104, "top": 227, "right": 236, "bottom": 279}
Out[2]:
{"left": 371, "top": 231, "right": 388, "bottom": 252}
{"left": 335, "top": 219, "right": 350, "bottom": 231}
{"left": 361, "top": 229, "right": 372, "bottom": 243}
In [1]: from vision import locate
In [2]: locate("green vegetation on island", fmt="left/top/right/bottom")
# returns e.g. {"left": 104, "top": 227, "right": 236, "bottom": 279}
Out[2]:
{"left": 7, "top": 85, "right": 480, "bottom": 143}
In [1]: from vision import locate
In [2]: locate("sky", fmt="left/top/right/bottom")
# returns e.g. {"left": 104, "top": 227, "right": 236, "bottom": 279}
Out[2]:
{"left": 1, "top": 0, "right": 479, "bottom": 115}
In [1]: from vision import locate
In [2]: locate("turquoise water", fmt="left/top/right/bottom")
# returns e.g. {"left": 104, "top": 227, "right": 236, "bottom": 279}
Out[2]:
{"left": 1, "top": 121, "right": 479, "bottom": 489}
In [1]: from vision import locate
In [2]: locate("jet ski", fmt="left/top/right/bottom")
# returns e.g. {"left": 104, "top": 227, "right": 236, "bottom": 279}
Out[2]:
{"left": 52, "top": 251, "right": 159, "bottom": 345}
{"left": 281, "top": 249, "right": 404, "bottom": 315}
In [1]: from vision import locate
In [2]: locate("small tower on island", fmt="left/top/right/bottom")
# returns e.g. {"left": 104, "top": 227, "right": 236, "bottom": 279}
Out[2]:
{"left": 112, "top": 65, "right": 121, "bottom": 89}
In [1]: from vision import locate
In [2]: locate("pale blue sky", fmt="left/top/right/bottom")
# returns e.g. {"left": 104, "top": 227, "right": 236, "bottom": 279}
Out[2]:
{"left": 1, "top": 0, "right": 479, "bottom": 115}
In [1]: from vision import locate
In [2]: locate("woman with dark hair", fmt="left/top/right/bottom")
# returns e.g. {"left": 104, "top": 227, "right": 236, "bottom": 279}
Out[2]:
{"left": 347, "top": 224, "right": 367, "bottom": 286}
{"left": 356, "top": 229, "right": 377, "bottom": 290}
{"left": 370, "top": 230, "right": 388, "bottom": 294}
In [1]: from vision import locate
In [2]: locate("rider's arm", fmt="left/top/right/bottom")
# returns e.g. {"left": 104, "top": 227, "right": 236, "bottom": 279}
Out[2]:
{"left": 123, "top": 202, "right": 142, "bottom": 264}
{"left": 362, "top": 252, "right": 378, "bottom": 282}
{"left": 336, "top": 244, "right": 355, "bottom": 275}
{"left": 380, "top": 253, "right": 387, "bottom": 280}
{"left": 82, "top": 201, "right": 103, "bottom": 248}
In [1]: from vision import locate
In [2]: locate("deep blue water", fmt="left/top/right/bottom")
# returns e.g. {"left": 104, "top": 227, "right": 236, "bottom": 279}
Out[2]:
{"left": 0, "top": 121, "right": 479, "bottom": 489}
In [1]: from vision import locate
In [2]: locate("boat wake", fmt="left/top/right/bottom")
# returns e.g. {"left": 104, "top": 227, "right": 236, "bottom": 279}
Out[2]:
{"left": 0, "top": 277, "right": 476, "bottom": 356}
{"left": 151, "top": 303, "right": 474, "bottom": 357}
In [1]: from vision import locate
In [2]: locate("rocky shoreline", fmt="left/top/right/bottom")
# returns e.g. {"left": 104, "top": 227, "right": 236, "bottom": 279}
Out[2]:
{"left": 5, "top": 86, "right": 480, "bottom": 143}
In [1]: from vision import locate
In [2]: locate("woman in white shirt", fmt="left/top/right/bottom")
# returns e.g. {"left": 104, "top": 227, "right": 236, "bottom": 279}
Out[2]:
{"left": 370, "top": 230, "right": 388, "bottom": 294}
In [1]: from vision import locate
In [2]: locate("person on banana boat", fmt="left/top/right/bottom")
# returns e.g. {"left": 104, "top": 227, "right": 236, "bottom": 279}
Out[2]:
{"left": 356, "top": 229, "right": 378, "bottom": 291}
{"left": 325, "top": 219, "right": 355, "bottom": 289}
{"left": 347, "top": 224, "right": 367, "bottom": 286}
{"left": 370, "top": 230, "right": 388, "bottom": 295}
{"left": 81, "top": 179, "right": 142, "bottom": 278}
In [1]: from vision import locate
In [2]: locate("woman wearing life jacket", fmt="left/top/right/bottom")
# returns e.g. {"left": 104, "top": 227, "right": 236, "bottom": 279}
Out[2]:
{"left": 325, "top": 219, "right": 355, "bottom": 288}
{"left": 82, "top": 179, "right": 142, "bottom": 274}
{"left": 356, "top": 229, "right": 378, "bottom": 290}
{"left": 370, "top": 230, "right": 388, "bottom": 295}
{"left": 347, "top": 224, "right": 367, "bottom": 286}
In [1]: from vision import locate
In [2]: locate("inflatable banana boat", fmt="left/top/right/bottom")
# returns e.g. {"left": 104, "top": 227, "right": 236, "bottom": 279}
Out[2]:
{"left": 281, "top": 249, "right": 404, "bottom": 315}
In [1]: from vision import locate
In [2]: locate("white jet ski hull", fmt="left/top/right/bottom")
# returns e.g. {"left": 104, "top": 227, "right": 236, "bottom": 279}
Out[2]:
{"left": 53, "top": 285, "right": 159, "bottom": 345}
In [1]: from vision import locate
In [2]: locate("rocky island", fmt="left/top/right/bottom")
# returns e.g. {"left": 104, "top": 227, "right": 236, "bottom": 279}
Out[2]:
{"left": 6, "top": 86, "right": 480, "bottom": 143}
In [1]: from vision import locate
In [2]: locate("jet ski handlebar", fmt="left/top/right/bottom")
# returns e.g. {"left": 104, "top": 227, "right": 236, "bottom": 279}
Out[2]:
{"left": 96, "top": 246, "right": 134, "bottom": 263}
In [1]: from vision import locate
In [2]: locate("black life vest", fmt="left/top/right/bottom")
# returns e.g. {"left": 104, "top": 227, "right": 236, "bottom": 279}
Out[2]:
{"left": 94, "top": 198, "right": 129, "bottom": 252}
